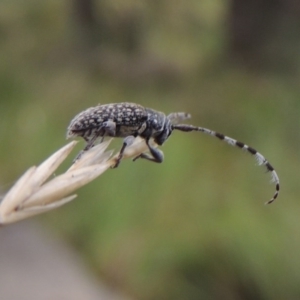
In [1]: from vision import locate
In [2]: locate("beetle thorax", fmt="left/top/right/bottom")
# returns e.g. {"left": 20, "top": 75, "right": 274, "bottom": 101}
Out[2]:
{"left": 143, "top": 109, "right": 173, "bottom": 145}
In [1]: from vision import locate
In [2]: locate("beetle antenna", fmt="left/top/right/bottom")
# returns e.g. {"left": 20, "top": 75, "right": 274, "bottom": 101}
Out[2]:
{"left": 173, "top": 124, "right": 279, "bottom": 204}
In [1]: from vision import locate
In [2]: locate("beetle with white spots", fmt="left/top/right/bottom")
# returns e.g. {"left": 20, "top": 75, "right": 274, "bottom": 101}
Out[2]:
{"left": 67, "top": 102, "right": 280, "bottom": 204}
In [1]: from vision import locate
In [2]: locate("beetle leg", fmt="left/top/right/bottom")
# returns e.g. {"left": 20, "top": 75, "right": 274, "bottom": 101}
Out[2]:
{"left": 113, "top": 135, "right": 136, "bottom": 168}
{"left": 133, "top": 138, "right": 164, "bottom": 163}
{"left": 102, "top": 120, "right": 116, "bottom": 137}
{"left": 74, "top": 121, "right": 116, "bottom": 162}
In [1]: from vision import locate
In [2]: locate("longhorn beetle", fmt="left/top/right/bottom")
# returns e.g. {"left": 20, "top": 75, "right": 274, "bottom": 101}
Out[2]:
{"left": 67, "top": 102, "right": 280, "bottom": 204}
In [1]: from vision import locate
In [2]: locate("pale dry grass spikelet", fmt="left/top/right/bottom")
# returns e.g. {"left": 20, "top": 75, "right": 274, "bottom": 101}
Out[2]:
{"left": 0, "top": 137, "right": 152, "bottom": 225}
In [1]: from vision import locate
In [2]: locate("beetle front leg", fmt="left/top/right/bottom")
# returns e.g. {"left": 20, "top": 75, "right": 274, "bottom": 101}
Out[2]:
{"left": 133, "top": 138, "right": 164, "bottom": 163}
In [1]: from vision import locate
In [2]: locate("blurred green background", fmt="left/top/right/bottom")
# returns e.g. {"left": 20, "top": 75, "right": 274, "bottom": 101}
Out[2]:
{"left": 1, "top": 0, "right": 300, "bottom": 299}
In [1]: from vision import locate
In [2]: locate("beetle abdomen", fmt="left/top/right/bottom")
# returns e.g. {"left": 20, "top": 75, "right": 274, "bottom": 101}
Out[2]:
{"left": 67, "top": 103, "right": 148, "bottom": 139}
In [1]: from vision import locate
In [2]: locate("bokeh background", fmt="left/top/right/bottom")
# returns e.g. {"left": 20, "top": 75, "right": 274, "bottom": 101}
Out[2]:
{"left": 1, "top": 0, "right": 300, "bottom": 299}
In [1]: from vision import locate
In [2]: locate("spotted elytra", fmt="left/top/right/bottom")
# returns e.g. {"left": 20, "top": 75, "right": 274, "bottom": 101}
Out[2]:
{"left": 67, "top": 102, "right": 280, "bottom": 204}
